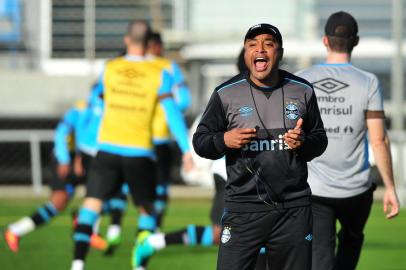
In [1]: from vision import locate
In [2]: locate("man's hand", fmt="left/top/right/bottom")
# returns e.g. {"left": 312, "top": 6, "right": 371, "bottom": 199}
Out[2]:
{"left": 182, "top": 152, "right": 194, "bottom": 172}
{"left": 224, "top": 128, "right": 256, "bottom": 149}
{"left": 57, "top": 164, "right": 70, "bottom": 180}
{"left": 383, "top": 187, "right": 399, "bottom": 219}
{"left": 284, "top": 118, "right": 305, "bottom": 150}
{"left": 73, "top": 155, "right": 84, "bottom": 177}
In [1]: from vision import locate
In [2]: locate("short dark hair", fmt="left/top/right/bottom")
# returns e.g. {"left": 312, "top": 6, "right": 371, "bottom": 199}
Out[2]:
{"left": 126, "top": 20, "right": 152, "bottom": 46}
{"left": 236, "top": 48, "right": 248, "bottom": 73}
{"left": 327, "top": 35, "right": 357, "bottom": 53}
{"left": 325, "top": 11, "right": 358, "bottom": 53}
{"left": 148, "top": 32, "right": 163, "bottom": 46}
{"left": 325, "top": 11, "right": 358, "bottom": 38}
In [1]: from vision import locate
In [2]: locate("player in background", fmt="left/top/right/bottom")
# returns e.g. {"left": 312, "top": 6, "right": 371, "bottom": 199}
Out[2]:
{"left": 4, "top": 97, "right": 113, "bottom": 252}
{"left": 69, "top": 90, "right": 129, "bottom": 254}
{"left": 147, "top": 32, "right": 192, "bottom": 229}
{"left": 70, "top": 20, "right": 193, "bottom": 270}
{"left": 295, "top": 11, "right": 399, "bottom": 270}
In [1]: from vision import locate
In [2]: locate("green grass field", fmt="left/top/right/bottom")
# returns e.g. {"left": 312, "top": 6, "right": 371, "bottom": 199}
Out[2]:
{"left": 0, "top": 198, "right": 405, "bottom": 270}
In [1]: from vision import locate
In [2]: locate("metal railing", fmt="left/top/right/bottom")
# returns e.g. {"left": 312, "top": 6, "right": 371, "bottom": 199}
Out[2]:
{"left": 0, "top": 129, "right": 54, "bottom": 194}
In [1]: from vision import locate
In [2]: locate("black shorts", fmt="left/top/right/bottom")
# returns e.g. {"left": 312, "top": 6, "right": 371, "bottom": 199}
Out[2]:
{"left": 155, "top": 143, "right": 173, "bottom": 186}
{"left": 86, "top": 151, "right": 156, "bottom": 208}
{"left": 210, "top": 173, "right": 226, "bottom": 225}
{"left": 80, "top": 152, "right": 93, "bottom": 175}
{"left": 217, "top": 206, "right": 312, "bottom": 270}
{"left": 48, "top": 154, "right": 92, "bottom": 195}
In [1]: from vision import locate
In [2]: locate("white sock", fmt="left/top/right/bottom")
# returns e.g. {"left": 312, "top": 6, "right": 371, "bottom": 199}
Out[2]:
{"left": 107, "top": 224, "right": 121, "bottom": 240}
{"left": 92, "top": 218, "right": 101, "bottom": 235}
{"left": 71, "top": 260, "right": 84, "bottom": 270}
{"left": 8, "top": 217, "right": 35, "bottom": 236}
{"left": 147, "top": 233, "right": 166, "bottom": 250}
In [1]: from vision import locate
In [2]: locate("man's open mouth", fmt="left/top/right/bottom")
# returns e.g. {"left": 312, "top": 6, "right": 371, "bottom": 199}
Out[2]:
{"left": 254, "top": 57, "right": 268, "bottom": 72}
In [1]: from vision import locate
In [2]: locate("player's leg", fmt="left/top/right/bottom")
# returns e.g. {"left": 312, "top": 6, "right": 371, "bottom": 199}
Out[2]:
{"left": 131, "top": 224, "right": 215, "bottom": 270}
{"left": 143, "top": 171, "right": 226, "bottom": 251}
{"left": 210, "top": 173, "right": 267, "bottom": 270}
{"left": 4, "top": 191, "right": 66, "bottom": 252}
{"left": 266, "top": 206, "right": 312, "bottom": 270}
{"left": 89, "top": 219, "right": 108, "bottom": 251}
{"left": 71, "top": 152, "right": 108, "bottom": 251}
{"left": 217, "top": 211, "right": 270, "bottom": 270}
{"left": 310, "top": 196, "right": 336, "bottom": 270}
{"left": 149, "top": 171, "right": 225, "bottom": 249}
{"left": 104, "top": 183, "right": 129, "bottom": 254}
{"left": 142, "top": 224, "right": 215, "bottom": 251}
{"left": 71, "top": 198, "right": 102, "bottom": 270}
{"left": 132, "top": 172, "right": 224, "bottom": 269}
{"left": 125, "top": 157, "right": 160, "bottom": 269}
{"left": 124, "top": 157, "right": 157, "bottom": 234}
{"left": 211, "top": 173, "right": 226, "bottom": 245}
{"left": 334, "top": 187, "right": 374, "bottom": 270}
{"left": 4, "top": 159, "right": 74, "bottom": 252}
{"left": 138, "top": 171, "right": 226, "bottom": 253}
{"left": 71, "top": 152, "right": 122, "bottom": 270}
{"left": 154, "top": 143, "right": 172, "bottom": 229}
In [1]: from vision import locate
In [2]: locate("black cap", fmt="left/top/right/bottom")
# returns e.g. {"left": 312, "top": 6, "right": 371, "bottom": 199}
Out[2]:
{"left": 244, "top": 23, "right": 283, "bottom": 47}
{"left": 325, "top": 11, "right": 358, "bottom": 38}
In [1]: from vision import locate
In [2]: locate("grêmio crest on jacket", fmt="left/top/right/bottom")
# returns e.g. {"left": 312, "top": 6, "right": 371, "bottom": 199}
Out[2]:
{"left": 285, "top": 100, "right": 301, "bottom": 120}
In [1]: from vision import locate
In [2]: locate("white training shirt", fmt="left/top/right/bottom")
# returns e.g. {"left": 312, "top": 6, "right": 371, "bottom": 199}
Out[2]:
{"left": 296, "top": 63, "right": 384, "bottom": 198}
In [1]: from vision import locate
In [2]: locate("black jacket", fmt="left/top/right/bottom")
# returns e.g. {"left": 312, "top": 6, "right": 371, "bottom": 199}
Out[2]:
{"left": 193, "top": 70, "right": 328, "bottom": 212}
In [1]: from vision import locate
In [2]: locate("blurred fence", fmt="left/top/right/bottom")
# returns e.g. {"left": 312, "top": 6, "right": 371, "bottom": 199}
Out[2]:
{"left": 0, "top": 130, "right": 54, "bottom": 194}
{"left": 0, "top": 128, "right": 405, "bottom": 205}
{"left": 0, "top": 129, "right": 184, "bottom": 195}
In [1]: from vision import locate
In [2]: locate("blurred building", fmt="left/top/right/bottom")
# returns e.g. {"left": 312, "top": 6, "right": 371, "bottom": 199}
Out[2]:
{"left": 0, "top": 0, "right": 404, "bottom": 119}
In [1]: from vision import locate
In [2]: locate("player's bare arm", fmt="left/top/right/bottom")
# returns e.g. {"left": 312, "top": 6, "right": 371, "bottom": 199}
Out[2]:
{"left": 367, "top": 117, "right": 399, "bottom": 219}
{"left": 57, "top": 163, "right": 70, "bottom": 180}
{"left": 73, "top": 155, "right": 84, "bottom": 177}
{"left": 182, "top": 152, "right": 194, "bottom": 172}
